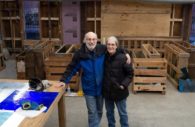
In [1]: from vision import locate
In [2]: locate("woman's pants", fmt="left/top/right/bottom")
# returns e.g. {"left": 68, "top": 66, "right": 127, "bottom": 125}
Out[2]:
{"left": 105, "top": 98, "right": 129, "bottom": 127}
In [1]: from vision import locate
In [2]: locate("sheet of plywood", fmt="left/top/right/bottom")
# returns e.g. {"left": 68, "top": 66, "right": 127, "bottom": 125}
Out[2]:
{"left": 101, "top": 1, "right": 171, "bottom": 38}
{"left": 102, "top": 1, "right": 171, "bottom": 14}
{"left": 101, "top": 13, "right": 170, "bottom": 37}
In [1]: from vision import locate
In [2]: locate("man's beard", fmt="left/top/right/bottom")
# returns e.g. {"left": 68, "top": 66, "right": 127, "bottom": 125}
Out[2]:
{"left": 86, "top": 43, "right": 96, "bottom": 51}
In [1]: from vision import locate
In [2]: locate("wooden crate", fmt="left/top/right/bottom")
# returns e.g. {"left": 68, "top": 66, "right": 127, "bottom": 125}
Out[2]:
{"left": 132, "top": 44, "right": 161, "bottom": 58}
{"left": 164, "top": 44, "right": 190, "bottom": 87}
{"left": 142, "top": 44, "right": 161, "bottom": 58}
{"left": 45, "top": 44, "right": 80, "bottom": 91}
{"left": 33, "top": 40, "right": 55, "bottom": 60}
{"left": 55, "top": 44, "right": 80, "bottom": 58}
{"left": 132, "top": 50, "right": 145, "bottom": 58}
{"left": 23, "top": 40, "right": 39, "bottom": 50}
{"left": 26, "top": 40, "right": 55, "bottom": 79}
{"left": 173, "top": 41, "right": 195, "bottom": 78}
{"left": 55, "top": 44, "right": 72, "bottom": 55}
{"left": 133, "top": 58, "right": 167, "bottom": 94}
{"left": 45, "top": 55, "right": 73, "bottom": 80}
{"left": 16, "top": 40, "right": 55, "bottom": 79}
{"left": 117, "top": 37, "right": 181, "bottom": 55}
{"left": 16, "top": 40, "right": 41, "bottom": 79}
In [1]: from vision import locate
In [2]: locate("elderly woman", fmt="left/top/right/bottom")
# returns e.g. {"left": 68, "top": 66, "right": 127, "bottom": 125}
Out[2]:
{"left": 103, "top": 36, "right": 133, "bottom": 127}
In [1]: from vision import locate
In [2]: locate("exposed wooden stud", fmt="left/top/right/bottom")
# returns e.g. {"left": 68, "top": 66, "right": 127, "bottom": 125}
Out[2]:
{"left": 0, "top": 0, "right": 23, "bottom": 52}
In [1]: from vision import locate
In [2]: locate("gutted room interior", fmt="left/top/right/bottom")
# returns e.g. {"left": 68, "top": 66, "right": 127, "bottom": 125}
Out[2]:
{"left": 0, "top": 0, "right": 195, "bottom": 127}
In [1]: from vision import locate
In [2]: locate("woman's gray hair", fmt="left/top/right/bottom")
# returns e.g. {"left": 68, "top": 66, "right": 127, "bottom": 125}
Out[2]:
{"left": 106, "top": 36, "right": 119, "bottom": 46}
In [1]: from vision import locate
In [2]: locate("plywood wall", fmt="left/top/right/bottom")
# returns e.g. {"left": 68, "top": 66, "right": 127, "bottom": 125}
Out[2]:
{"left": 101, "top": 1, "right": 172, "bottom": 39}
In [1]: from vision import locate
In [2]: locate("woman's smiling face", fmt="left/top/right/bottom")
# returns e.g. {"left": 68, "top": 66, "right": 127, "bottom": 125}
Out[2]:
{"left": 106, "top": 38, "right": 117, "bottom": 55}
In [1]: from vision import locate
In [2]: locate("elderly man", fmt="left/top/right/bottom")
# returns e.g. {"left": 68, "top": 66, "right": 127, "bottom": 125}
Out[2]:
{"left": 58, "top": 32, "right": 130, "bottom": 127}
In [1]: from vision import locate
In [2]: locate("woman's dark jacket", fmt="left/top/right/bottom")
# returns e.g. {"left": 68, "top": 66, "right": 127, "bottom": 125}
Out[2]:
{"left": 103, "top": 50, "right": 134, "bottom": 101}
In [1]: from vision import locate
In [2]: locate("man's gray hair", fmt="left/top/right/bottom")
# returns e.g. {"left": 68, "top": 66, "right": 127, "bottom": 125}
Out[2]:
{"left": 107, "top": 36, "right": 119, "bottom": 46}
{"left": 83, "top": 32, "right": 97, "bottom": 43}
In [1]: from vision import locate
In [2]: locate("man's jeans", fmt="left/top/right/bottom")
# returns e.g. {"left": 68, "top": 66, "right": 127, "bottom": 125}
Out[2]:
{"left": 105, "top": 98, "right": 129, "bottom": 127}
{"left": 85, "top": 95, "right": 103, "bottom": 127}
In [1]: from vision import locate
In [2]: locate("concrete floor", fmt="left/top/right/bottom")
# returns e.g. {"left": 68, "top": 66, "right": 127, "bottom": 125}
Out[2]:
{"left": 1, "top": 59, "right": 195, "bottom": 127}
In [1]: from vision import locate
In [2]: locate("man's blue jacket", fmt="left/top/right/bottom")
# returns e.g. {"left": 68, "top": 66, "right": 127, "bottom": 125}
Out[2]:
{"left": 60, "top": 44, "right": 106, "bottom": 96}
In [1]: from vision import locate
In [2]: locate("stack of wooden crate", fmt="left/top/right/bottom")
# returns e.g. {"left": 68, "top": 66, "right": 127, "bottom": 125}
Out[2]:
{"left": 132, "top": 44, "right": 167, "bottom": 94}
{"left": 164, "top": 44, "right": 190, "bottom": 87}
{"left": 44, "top": 44, "right": 80, "bottom": 91}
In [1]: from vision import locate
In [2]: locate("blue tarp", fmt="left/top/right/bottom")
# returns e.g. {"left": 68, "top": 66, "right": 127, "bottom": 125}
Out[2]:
{"left": 0, "top": 90, "right": 58, "bottom": 112}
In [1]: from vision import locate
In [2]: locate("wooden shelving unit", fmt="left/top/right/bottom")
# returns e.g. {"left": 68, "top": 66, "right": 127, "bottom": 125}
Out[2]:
{"left": 0, "top": 0, "right": 23, "bottom": 52}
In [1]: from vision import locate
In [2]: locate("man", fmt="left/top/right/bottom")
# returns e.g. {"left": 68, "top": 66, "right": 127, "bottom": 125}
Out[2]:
{"left": 57, "top": 32, "right": 130, "bottom": 127}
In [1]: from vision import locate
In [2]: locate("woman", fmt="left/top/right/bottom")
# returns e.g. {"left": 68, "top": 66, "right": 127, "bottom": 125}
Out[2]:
{"left": 103, "top": 36, "right": 133, "bottom": 127}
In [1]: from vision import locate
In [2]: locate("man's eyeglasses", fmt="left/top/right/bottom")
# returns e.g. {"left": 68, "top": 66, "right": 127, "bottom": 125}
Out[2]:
{"left": 86, "top": 38, "right": 97, "bottom": 41}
